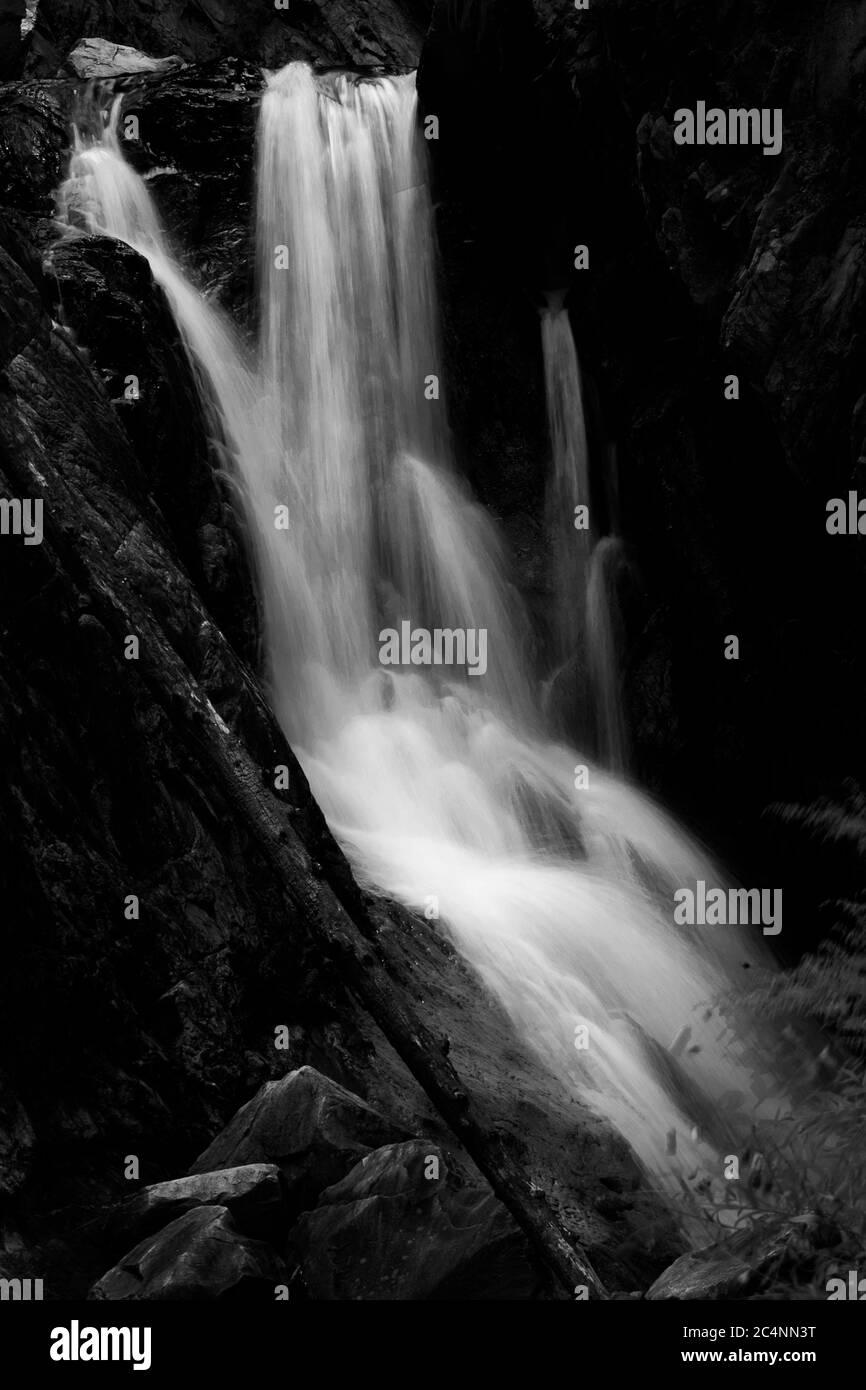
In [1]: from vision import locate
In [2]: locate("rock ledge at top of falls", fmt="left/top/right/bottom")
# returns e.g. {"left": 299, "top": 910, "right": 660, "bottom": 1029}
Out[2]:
{"left": 19, "top": 0, "right": 434, "bottom": 78}
{"left": 64, "top": 37, "right": 185, "bottom": 79}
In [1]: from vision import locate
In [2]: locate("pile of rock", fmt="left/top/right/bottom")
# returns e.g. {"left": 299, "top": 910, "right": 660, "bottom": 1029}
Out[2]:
{"left": 90, "top": 1067, "right": 542, "bottom": 1300}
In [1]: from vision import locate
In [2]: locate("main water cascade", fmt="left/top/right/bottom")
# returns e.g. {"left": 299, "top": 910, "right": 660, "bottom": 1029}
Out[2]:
{"left": 57, "top": 69, "right": 790, "bottom": 1215}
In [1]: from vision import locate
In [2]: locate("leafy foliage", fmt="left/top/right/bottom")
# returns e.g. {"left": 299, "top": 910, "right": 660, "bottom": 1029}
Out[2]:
{"left": 748, "top": 783, "right": 866, "bottom": 1052}
{"left": 649, "top": 786, "right": 866, "bottom": 1297}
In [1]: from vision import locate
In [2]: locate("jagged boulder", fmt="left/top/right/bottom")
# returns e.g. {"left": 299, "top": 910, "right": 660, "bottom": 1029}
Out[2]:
{"left": 89, "top": 1206, "right": 286, "bottom": 1299}
{"left": 190, "top": 1068, "right": 410, "bottom": 1217}
{"left": 64, "top": 38, "right": 184, "bottom": 78}
{"left": 646, "top": 1213, "right": 835, "bottom": 1300}
{"left": 291, "top": 1139, "right": 540, "bottom": 1299}
{"left": 105, "top": 1165, "right": 287, "bottom": 1248}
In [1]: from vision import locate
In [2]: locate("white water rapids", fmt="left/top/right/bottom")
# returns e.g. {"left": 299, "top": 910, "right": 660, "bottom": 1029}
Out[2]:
{"left": 56, "top": 67, "right": 788, "bottom": 1213}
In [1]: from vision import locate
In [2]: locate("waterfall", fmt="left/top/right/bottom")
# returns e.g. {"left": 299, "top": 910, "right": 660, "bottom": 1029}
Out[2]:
{"left": 541, "top": 304, "right": 628, "bottom": 771}
{"left": 542, "top": 305, "right": 594, "bottom": 656}
{"left": 56, "top": 71, "right": 789, "bottom": 1211}
{"left": 586, "top": 535, "right": 630, "bottom": 771}
{"left": 255, "top": 65, "right": 532, "bottom": 732}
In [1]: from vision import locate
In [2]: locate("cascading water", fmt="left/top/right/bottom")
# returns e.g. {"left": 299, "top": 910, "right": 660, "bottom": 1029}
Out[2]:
{"left": 541, "top": 302, "right": 628, "bottom": 770}
{"left": 541, "top": 303, "right": 594, "bottom": 657}
{"left": 56, "top": 70, "right": 790, "bottom": 1214}
{"left": 255, "top": 64, "right": 533, "bottom": 731}
{"left": 586, "top": 534, "right": 630, "bottom": 772}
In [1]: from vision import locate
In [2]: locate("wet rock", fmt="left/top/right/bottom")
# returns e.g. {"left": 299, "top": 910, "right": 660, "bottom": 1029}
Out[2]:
{"left": 116, "top": 59, "right": 262, "bottom": 316}
{"left": 0, "top": 1, "right": 26, "bottom": 80}
{"left": 48, "top": 231, "right": 257, "bottom": 662}
{"left": 190, "top": 1067, "right": 410, "bottom": 1216}
{"left": 89, "top": 1206, "right": 286, "bottom": 1300}
{"left": 64, "top": 37, "right": 184, "bottom": 78}
{"left": 0, "top": 84, "right": 68, "bottom": 211}
{"left": 106, "top": 1165, "right": 287, "bottom": 1248}
{"left": 123, "top": 58, "right": 263, "bottom": 174}
{"left": 646, "top": 1213, "right": 832, "bottom": 1300}
{"left": 292, "top": 1139, "right": 540, "bottom": 1299}
{"left": 0, "top": 1071, "right": 36, "bottom": 1196}
{"left": 32, "top": 0, "right": 431, "bottom": 71}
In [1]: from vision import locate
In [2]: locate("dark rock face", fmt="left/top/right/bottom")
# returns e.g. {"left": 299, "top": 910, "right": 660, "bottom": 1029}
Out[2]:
{"left": 27, "top": 0, "right": 433, "bottom": 74}
{"left": 119, "top": 58, "right": 264, "bottom": 320}
{"left": 0, "top": 84, "right": 68, "bottom": 211}
{"left": 587, "top": 0, "right": 866, "bottom": 490}
{"left": 0, "top": 1, "right": 26, "bottom": 81}
{"left": 49, "top": 231, "right": 258, "bottom": 660}
{"left": 291, "top": 1139, "right": 541, "bottom": 1299}
{"left": 0, "top": 1069, "right": 36, "bottom": 1196}
{"left": 89, "top": 1205, "right": 287, "bottom": 1299}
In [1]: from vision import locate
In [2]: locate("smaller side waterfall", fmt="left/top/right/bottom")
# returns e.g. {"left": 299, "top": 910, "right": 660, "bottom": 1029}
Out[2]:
{"left": 542, "top": 301, "right": 628, "bottom": 770}
{"left": 587, "top": 535, "right": 629, "bottom": 772}
{"left": 542, "top": 305, "right": 593, "bottom": 654}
